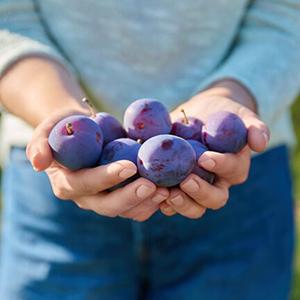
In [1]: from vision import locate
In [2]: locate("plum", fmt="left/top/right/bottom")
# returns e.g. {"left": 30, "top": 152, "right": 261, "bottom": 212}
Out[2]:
{"left": 100, "top": 138, "right": 141, "bottom": 190}
{"left": 123, "top": 98, "right": 172, "bottom": 141}
{"left": 100, "top": 138, "right": 141, "bottom": 165}
{"left": 48, "top": 115, "right": 103, "bottom": 170}
{"left": 187, "top": 140, "right": 215, "bottom": 184}
{"left": 202, "top": 111, "right": 247, "bottom": 153}
{"left": 82, "top": 97, "right": 126, "bottom": 144}
{"left": 93, "top": 112, "right": 126, "bottom": 145}
{"left": 171, "top": 109, "right": 203, "bottom": 141}
{"left": 137, "top": 134, "right": 196, "bottom": 187}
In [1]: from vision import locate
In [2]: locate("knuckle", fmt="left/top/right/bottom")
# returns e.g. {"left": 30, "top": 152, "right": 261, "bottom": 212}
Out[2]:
{"left": 220, "top": 191, "right": 229, "bottom": 206}
{"left": 218, "top": 156, "right": 228, "bottom": 168}
{"left": 236, "top": 174, "right": 248, "bottom": 184}
{"left": 197, "top": 189, "right": 210, "bottom": 202}
{"left": 211, "top": 203, "right": 224, "bottom": 210}
{"left": 97, "top": 208, "right": 118, "bottom": 218}
{"left": 224, "top": 161, "right": 236, "bottom": 174}
{"left": 75, "top": 201, "right": 90, "bottom": 211}
{"left": 234, "top": 170, "right": 249, "bottom": 184}
{"left": 106, "top": 211, "right": 118, "bottom": 218}
{"left": 160, "top": 205, "right": 176, "bottom": 216}
{"left": 133, "top": 214, "right": 150, "bottom": 222}
{"left": 52, "top": 186, "right": 69, "bottom": 200}
{"left": 187, "top": 208, "right": 206, "bottom": 219}
{"left": 211, "top": 191, "right": 229, "bottom": 210}
{"left": 124, "top": 196, "right": 140, "bottom": 208}
{"left": 78, "top": 180, "right": 94, "bottom": 194}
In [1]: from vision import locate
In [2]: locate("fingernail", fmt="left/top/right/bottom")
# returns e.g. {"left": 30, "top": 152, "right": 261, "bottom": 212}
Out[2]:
{"left": 160, "top": 203, "right": 175, "bottom": 214}
{"left": 33, "top": 166, "right": 40, "bottom": 172}
{"left": 199, "top": 156, "right": 215, "bottom": 169}
{"left": 136, "top": 185, "right": 154, "bottom": 199}
{"left": 32, "top": 153, "right": 41, "bottom": 171}
{"left": 181, "top": 179, "right": 198, "bottom": 193}
{"left": 160, "top": 202, "right": 169, "bottom": 210}
{"left": 162, "top": 207, "right": 175, "bottom": 215}
{"left": 262, "top": 132, "right": 269, "bottom": 145}
{"left": 170, "top": 195, "right": 184, "bottom": 206}
{"left": 119, "top": 168, "right": 137, "bottom": 179}
{"left": 152, "top": 193, "right": 166, "bottom": 203}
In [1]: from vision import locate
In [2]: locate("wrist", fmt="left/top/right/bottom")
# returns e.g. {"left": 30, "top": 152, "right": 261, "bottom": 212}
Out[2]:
{"left": 36, "top": 100, "right": 90, "bottom": 124}
{"left": 0, "top": 56, "right": 86, "bottom": 127}
{"left": 197, "top": 79, "right": 257, "bottom": 113}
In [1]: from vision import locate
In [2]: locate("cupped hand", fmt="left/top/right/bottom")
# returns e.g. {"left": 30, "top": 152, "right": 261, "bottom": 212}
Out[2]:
{"left": 26, "top": 109, "right": 169, "bottom": 221}
{"left": 160, "top": 94, "right": 270, "bottom": 218}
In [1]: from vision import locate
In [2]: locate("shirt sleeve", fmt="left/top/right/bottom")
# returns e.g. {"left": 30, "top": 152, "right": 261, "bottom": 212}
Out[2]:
{"left": 0, "top": 0, "right": 72, "bottom": 76}
{"left": 197, "top": 0, "right": 300, "bottom": 127}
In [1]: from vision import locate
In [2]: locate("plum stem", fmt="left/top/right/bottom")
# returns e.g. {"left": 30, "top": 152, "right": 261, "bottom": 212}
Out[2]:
{"left": 82, "top": 97, "right": 96, "bottom": 118}
{"left": 180, "top": 108, "right": 189, "bottom": 124}
{"left": 66, "top": 123, "right": 74, "bottom": 135}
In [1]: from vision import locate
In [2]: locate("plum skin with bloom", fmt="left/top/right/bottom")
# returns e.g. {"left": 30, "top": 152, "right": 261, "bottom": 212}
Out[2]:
{"left": 93, "top": 112, "right": 126, "bottom": 145}
{"left": 48, "top": 115, "right": 103, "bottom": 170}
{"left": 202, "top": 111, "right": 248, "bottom": 153}
{"left": 100, "top": 138, "right": 141, "bottom": 165}
{"left": 187, "top": 140, "right": 215, "bottom": 184}
{"left": 137, "top": 134, "right": 196, "bottom": 187}
{"left": 123, "top": 98, "right": 172, "bottom": 141}
{"left": 171, "top": 116, "right": 203, "bottom": 141}
{"left": 100, "top": 138, "right": 141, "bottom": 190}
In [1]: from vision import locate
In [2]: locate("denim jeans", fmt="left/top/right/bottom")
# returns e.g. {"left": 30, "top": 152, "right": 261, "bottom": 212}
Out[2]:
{"left": 0, "top": 145, "right": 294, "bottom": 300}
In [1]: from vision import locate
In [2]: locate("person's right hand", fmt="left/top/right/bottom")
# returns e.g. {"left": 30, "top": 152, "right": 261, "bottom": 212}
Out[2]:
{"left": 26, "top": 109, "right": 169, "bottom": 221}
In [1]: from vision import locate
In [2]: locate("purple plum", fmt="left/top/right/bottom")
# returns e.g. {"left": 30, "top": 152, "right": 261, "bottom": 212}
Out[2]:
{"left": 187, "top": 140, "right": 215, "bottom": 184}
{"left": 202, "top": 111, "right": 247, "bottom": 153}
{"left": 100, "top": 138, "right": 141, "bottom": 165}
{"left": 123, "top": 98, "right": 172, "bottom": 141}
{"left": 100, "top": 138, "right": 141, "bottom": 190}
{"left": 48, "top": 115, "right": 103, "bottom": 170}
{"left": 171, "top": 109, "right": 203, "bottom": 141}
{"left": 93, "top": 112, "right": 126, "bottom": 145}
{"left": 137, "top": 134, "right": 196, "bottom": 187}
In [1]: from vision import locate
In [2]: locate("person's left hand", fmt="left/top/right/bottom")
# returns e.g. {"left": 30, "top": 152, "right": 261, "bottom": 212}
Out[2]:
{"left": 160, "top": 89, "right": 270, "bottom": 218}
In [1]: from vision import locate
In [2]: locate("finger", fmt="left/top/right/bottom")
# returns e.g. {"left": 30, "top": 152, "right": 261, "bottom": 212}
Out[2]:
{"left": 26, "top": 108, "right": 88, "bottom": 171}
{"left": 198, "top": 147, "right": 250, "bottom": 184}
{"left": 46, "top": 160, "right": 138, "bottom": 199}
{"left": 77, "top": 177, "right": 156, "bottom": 217}
{"left": 239, "top": 109, "right": 270, "bottom": 152}
{"left": 247, "top": 123, "right": 270, "bottom": 152}
{"left": 165, "top": 188, "right": 206, "bottom": 219}
{"left": 121, "top": 188, "right": 169, "bottom": 222}
{"left": 180, "top": 174, "right": 229, "bottom": 210}
{"left": 26, "top": 137, "right": 53, "bottom": 171}
{"left": 160, "top": 202, "right": 177, "bottom": 216}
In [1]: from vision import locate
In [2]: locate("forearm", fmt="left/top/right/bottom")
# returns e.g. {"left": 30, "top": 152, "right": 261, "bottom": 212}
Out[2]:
{"left": 0, "top": 57, "right": 86, "bottom": 127}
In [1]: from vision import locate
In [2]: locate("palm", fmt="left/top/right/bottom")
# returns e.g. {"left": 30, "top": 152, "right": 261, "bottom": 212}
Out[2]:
{"left": 171, "top": 95, "right": 268, "bottom": 153}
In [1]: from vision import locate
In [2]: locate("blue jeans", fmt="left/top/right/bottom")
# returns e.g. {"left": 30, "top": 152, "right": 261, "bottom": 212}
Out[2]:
{"left": 0, "top": 145, "right": 294, "bottom": 300}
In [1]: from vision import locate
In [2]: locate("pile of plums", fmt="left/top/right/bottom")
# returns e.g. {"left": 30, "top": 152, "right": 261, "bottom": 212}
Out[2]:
{"left": 48, "top": 98, "right": 247, "bottom": 189}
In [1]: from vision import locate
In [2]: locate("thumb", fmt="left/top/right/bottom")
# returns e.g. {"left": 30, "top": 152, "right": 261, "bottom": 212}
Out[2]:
{"left": 26, "top": 108, "right": 89, "bottom": 171}
{"left": 243, "top": 114, "right": 270, "bottom": 153}
{"left": 26, "top": 137, "right": 53, "bottom": 171}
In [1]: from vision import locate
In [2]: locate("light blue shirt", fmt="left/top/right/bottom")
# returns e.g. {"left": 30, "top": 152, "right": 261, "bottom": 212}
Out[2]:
{"left": 0, "top": 0, "right": 300, "bottom": 155}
